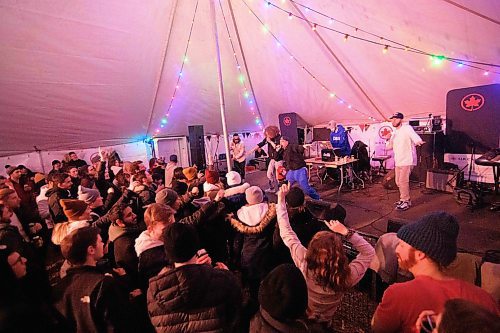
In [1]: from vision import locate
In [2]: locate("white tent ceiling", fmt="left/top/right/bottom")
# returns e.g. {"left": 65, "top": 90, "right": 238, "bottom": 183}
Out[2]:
{"left": 1, "top": 0, "right": 499, "bottom": 156}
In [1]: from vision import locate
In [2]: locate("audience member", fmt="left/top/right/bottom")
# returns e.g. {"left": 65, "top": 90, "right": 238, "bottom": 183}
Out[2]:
{"left": 276, "top": 183, "right": 375, "bottom": 329}
{"left": 164, "top": 155, "right": 178, "bottom": 188}
{"left": 147, "top": 223, "right": 242, "bottom": 332}
{"left": 53, "top": 226, "right": 136, "bottom": 332}
{"left": 46, "top": 173, "right": 73, "bottom": 223}
{"left": 66, "top": 151, "right": 88, "bottom": 168}
{"left": 371, "top": 212, "right": 498, "bottom": 333}
{"left": 250, "top": 264, "right": 310, "bottom": 332}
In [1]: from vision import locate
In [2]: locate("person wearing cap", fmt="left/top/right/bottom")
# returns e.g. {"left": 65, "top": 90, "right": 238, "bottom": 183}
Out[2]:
{"left": 147, "top": 223, "right": 242, "bottom": 333}
{"left": 230, "top": 133, "right": 247, "bottom": 181}
{"left": 164, "top": 154, "right": 178, "bottom": 188}
{"left": 248, "top": 125, "right": 284, "bottom": 192}
{"left": 386, "top": 112, "right": 424, "bottom": 211}
{"left": 280, "top": 136, "right": 320, "bottom": 200}
{"left": 48, "top": 160, "right": 62, "bottom": 177}
{"left": 328, "top": 120, "right": 351, "bottom": 157}
{"left": 371, "top": 211, "right": 498, "bottom": 333}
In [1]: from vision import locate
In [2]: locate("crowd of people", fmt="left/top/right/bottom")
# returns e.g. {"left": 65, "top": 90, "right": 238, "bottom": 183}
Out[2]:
{"left": 0, "top": 142, "right": 498, "bottom": 333}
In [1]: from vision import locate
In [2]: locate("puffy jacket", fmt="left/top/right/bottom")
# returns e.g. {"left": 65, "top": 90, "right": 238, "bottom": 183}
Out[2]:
{"left": 229, "top": 203, "right": 277, "bottom": 280}
{"left": 147, "top": 264, "right": 242, "bottom": 333}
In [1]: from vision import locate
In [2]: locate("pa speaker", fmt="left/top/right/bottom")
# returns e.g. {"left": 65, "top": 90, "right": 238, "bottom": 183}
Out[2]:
{"left": 188, "top": 125, "right": 206, "bottom": 169}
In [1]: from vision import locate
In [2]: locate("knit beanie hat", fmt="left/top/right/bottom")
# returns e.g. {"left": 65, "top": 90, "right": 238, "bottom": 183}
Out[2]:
{"left": 226, "top": 171, "right": 241, "bottom": 186}
{"left": 155, "top": 188, "right": 178, "bottom": 206}
{"left": 34, "top": 173, "right": 46, "bottom": 185}
{"left": 286, "top": 186, "right": 305, "bottom": 208}
{"left": 172, "top": 181, "right": 188, "bottom": 196}
{"left": 245, "top": 186, "right": 263, "bottom": 205}
{"left": 60, "top": 199, "right": 88, "bottom": 220}
{"left": 182, "top": 167, "right": 197, "bottom": 181}
{"left": 162, "top": 223, "right": 200, "bottom": 263}
{"left": 205, "top": 169, "right": 219, "bottom": 185}
{"left": 259, "top": 264, "right": 308, "bottom": 321}
{"left": 397, "top": 211, "right": 459, "bottom": 267}
{"left": 78, "top": 186, "right": 100, "bottom": 204}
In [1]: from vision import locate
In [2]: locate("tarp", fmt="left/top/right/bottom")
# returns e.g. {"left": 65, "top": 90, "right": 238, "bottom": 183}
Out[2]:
{"left": 1, "top": 0, "right": 499, "bottom": 156}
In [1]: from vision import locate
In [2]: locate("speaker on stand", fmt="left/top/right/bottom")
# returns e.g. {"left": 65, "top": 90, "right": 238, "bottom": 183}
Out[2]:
{"left": 411, "top": 132, "right": 444, "bottom": 182}
{"left": 188, "top": 125, "right": 206, "bottom": 170}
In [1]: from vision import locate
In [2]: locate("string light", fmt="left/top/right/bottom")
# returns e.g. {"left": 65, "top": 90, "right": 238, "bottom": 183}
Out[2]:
{"left": 242, "top": 0, "right": 381, "bottom": 122}
{"left": 264, "top": 0, "right": 499, "bottom": 75}
{"left": 383, "top": 45, "right": 389, "bottom": 54}
{"left": 156, "top": 0, "right": 200, "bottom": 134}
{"left": 218, "top": 0, "right": 264, "bottom": 130}
{"left": 312, "top": 23, "right": 317, "bottom": 31}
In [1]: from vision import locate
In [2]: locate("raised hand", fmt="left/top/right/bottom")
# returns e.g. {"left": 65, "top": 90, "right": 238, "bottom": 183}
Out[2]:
{"left": 277, "top": 183, "right": 290, "bottom": 203}
{"left": 325, "top": 220, "right": 349, "bottom": 236}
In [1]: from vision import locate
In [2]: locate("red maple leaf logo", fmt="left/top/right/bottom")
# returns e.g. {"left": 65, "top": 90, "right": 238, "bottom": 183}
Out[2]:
{"left": 461, "top": 93, "right": 484, "bottom": 112}
{"left": 464, "top": 96, "right": 481, "bottom": 109}
{"left": 379, "top": 126, "right": 393, "bottom": 139}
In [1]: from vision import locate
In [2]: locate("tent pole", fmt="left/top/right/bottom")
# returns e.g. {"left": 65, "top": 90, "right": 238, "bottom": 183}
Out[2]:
{"left": 209, "top": 0, "right": 232, "bottom": 172}
{"left": 34, "top": 146, "right": 46, "bottom": 173}
{"left": 289, "top": 1, "right": 387, "bottom": 122}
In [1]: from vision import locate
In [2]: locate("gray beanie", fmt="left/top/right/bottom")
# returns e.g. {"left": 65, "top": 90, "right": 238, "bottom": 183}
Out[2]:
{"left": 77, "top": 186, "right": 100, "bottom": 204}
{"left": 397, "top": 211, "right": 459, "bottom": 267}
{"left": 155, "top": 188, "right": 178, "bottom": 207}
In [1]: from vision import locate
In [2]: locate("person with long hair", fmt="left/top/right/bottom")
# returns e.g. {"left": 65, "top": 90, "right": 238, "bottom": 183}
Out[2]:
{"left": 275, "top": 183, "right": 375, "bottom": 328}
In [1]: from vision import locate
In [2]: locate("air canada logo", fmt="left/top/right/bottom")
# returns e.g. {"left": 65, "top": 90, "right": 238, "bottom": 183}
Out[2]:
{"left": 461, "top": 93, "right": 484, "bottom": 112}
{"left": 283, "top": 116, "right": 292, "bottom": 126}
{"left": 379, "top": 126, "right": 393, "bottom": 139}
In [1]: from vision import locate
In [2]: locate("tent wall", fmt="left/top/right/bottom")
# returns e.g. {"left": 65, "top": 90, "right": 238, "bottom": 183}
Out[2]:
{"left": 154, "top": 137, "right": 190, "bottom": 167}
{"left": 0, "top": 141, "right": 150, "bottom": 177}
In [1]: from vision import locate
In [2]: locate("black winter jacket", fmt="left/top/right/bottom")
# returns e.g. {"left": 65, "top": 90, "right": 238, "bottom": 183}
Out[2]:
{"left": 46, "top": 187, "right": 71, "bottom": 223}
{"left": 147, "top": 264, "right": 242, "bottom": 333}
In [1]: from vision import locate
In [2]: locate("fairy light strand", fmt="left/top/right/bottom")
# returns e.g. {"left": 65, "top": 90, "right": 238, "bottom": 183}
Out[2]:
{"left": 156, "top": 0, "right": 200, "bottom": 134}
{"left": 217, "top": 0, "right": 264, "bottom": 129}
{"left": 265, "top": 0, "right": 499, "bottom": 75}
{"left": 243, "top": 0, "right": 380, "bottom": 122}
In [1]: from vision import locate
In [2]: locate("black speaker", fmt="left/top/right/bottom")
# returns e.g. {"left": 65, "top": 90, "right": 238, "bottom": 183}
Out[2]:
{"left": 279, "top": 112, "right": 307, "bottom": 144}
{"left": 382, "top": 169, "right": 397, "bottom": 190}
{"left": 411, "top": 132, "right": 445, "bottom": 182}
{"left": 188, "top": 125, "right": 206, "bottom": 169}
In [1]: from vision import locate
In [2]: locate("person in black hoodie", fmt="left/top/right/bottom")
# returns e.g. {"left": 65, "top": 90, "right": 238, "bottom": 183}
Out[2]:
{"left": 46, "top": 173, "right": 73, "bottom": 223}
{"left": 273, "top": 186, "right": 327, "bottom": 265}
{"left": 280, "top": 136, "right": 320, "bottom": 200}
{"left": 53, "top": 226, "right": 137, "bottom": 333}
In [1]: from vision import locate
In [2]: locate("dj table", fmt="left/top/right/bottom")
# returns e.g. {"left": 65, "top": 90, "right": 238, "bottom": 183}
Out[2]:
{"left": 475, "top": 148, "right": 500, "bottom": 194}
{"left": 305, "top": 157, "right": 364, "bottom": 195}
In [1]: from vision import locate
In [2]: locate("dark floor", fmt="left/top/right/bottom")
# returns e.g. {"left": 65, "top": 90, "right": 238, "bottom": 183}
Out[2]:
{"left": 245, "top": 170, "right": 500, "bottom": 255}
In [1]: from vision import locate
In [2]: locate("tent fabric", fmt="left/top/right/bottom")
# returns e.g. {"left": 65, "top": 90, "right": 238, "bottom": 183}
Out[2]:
{"left": 1, "top": 0, "right": 499, "bottom": 156}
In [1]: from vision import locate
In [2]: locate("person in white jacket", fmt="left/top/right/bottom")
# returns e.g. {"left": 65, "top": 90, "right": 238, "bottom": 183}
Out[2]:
{"left": 230, "top": 133, "right": 246, "bottom": 180}
{"left": 385, "top": 112, "right": 424, "bottom": 211}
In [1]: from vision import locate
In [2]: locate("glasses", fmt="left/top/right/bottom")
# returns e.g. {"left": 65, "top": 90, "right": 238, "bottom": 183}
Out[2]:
{"left": 421, "top": 314, "right": 436, "bottom": 333}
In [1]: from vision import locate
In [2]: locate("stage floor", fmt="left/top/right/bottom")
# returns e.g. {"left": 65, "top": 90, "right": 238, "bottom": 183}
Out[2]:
{"left": 245, "top": 170, "right": 500, "bottom": 255}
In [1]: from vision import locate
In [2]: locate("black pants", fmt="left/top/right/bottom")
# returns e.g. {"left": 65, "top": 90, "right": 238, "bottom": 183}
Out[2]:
{"left": 233, "top": 160, "right": 246, "bottom": 179}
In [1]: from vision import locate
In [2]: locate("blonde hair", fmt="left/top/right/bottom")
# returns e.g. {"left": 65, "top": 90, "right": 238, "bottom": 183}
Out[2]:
{"left": 144, "top": 203, "right": 175, "bottom": 227}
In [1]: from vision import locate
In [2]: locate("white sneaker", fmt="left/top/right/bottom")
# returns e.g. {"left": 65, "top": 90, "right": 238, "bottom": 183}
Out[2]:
{"left": 394, "top": 200, "right": 404, "bottom": 206}
{"left": 397, "top": 201, "right": 411, "bottom": 211}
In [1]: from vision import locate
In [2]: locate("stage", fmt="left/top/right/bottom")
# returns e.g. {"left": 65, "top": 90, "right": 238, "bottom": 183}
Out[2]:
{"left": 245, "top": 170, "right": 500, "bottom": 255}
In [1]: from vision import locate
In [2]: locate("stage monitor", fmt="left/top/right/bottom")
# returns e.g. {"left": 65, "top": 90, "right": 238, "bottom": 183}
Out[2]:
{"left": 313, "top": 127, "right": 331, "bottom": 141}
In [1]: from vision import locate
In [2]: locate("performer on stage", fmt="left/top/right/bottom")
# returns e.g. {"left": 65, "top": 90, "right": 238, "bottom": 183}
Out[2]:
{"left": 328, "top": 121, "right": 351, "bottom": 157}
{"left": 230, "top": 133, "right": 246, "bottom": 181}
{"left": 386, "top": 112, "right": 424, "bottom": 211}
{"left": 280, "top": 136, "right": 320, "bottom": 200}
{"left": 248, "top": 126, "right": 283, "bottom": 192}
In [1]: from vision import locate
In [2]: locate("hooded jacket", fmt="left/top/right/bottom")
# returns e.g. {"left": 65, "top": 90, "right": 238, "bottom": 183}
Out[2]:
{"left": 229, "top": 203, "right": 277, "bottom": 279}
{"left": 109, "top": 224, "right": 141, "bottom": 284}
{"left": 135, "top": 230, "right": 168, "bottom": 291}
{"left": 46, "top": 187, "right": 71, "bottom": 223}
{"left": 329, "top": 125, "right": 351, "bottom": 156}
{"left": 147, "top": 264, "right": 242, "bottom": 333}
